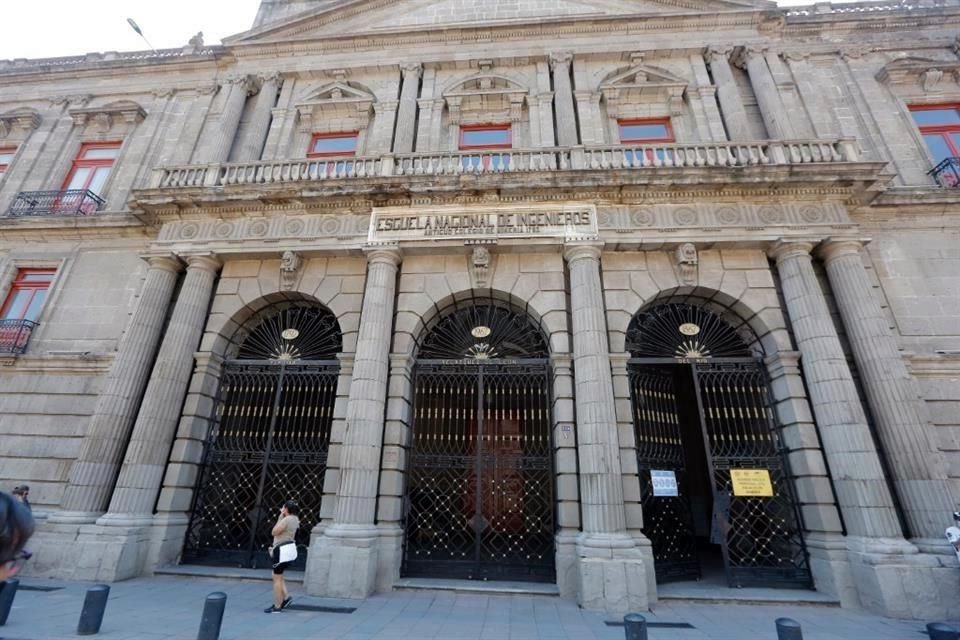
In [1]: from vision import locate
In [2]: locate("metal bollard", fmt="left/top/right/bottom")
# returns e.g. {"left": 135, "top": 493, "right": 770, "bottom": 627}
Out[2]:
{"left": 775, "top": 618, "right": 804, "bottom": 640}
{"left": 624, "top": 613, "right": 648, "bottom": 640}
{"left": 927, "top": 622, "right": 960, "bottom": 640}
{"left": 197, "top": 592, "right": 227, "bottom": 640}
{"left": 0, "top": 579, "right": 20, "bottom": 626}
{"left": 76, "top": 584, "right": 110, "bottom": 636}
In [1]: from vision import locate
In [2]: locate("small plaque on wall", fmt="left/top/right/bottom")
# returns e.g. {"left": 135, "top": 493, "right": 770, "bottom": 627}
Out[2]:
{"left": 651, "top": 470, "right": 679, "bottom": 497}
{"left": 730, "top": 469, "right": 774, "bottom": 497}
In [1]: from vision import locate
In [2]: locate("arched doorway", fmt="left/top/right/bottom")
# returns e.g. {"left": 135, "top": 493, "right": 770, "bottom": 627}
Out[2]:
{"left": 627, "top": 301, "right": 811, "bottom": 588}
{"left": 183, "top": 302, "right": 342, "bottom": 569}
{"left": 401, "top": 299, "right": 556, "bottom": 582}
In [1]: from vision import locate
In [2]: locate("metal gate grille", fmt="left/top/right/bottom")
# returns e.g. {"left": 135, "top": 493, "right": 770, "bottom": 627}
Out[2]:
{"left": 629, "top": 367, "right": 699, "bottom": 583}
{"left": 694, "top": 362, "right": 811, "bottom": 588}
{"left": 402, "top": 360, "right": 555, "bottom": 582}
{"left": 183, "top": 361, "right": 338, "bottom": 568}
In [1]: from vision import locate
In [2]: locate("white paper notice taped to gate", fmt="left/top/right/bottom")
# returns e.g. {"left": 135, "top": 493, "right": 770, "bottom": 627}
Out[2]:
{"left": 651, "top": 470, "right": 679, "bottom": 497}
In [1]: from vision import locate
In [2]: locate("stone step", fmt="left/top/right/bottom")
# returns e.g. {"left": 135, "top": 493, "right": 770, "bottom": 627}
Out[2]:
{"left": 155, "top": 564, "right": 305, "bottom": 584}
{"left": 657, "top": 584, "right": 840, "bottom": 608}
{"left": 394, "top": 577, "right": 560, "bottom": 597}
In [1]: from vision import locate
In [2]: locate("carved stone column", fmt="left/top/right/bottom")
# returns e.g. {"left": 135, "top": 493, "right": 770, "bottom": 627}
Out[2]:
{"left": 551, "top": 53, "right": 579, "bottom": 147}
{"left": 307, "top": 246, "right": 402, "bottom": 599}
{"left": 820, "top": 239, "right": 956, "bottom": 544}
{"left": 53, "top": 254, "right": 183, "bottom": 523}
{"left": 734, "top": 47, "right": 790, "bottom": 140}
{"left": 564, "top": 242, "right": 648, "bottom": 615}
{"left": 100, "top": 254, "right": 222, "bottom": 523}
{"left": 393, "top": 63, "right": 422, "bottom": 153}
{"left": 204, "top": 75, "right": 259, "bottom": 163}
{"left": 234, "top": 73, "right": 281, "bottom": 161}
{"left": 705, "top": 46, "right": 750, "bottom": 140}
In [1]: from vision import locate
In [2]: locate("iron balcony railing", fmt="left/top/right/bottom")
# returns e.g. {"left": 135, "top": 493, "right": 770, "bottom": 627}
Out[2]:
{"left": 0, "top": 319, "right": 39, "bottom": 355}
{"left": 6, "top": 189, "right": 106, "bottom": 217}
{"left": 928, "top": 157, "right": 960, "bottom": 189}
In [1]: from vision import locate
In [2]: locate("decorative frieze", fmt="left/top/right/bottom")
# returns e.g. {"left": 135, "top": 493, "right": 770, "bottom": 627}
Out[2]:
{"left": 156, "top": 213, "right": 370, "bottom": 245}
{"left": 595, "top": 201, "right": 848, "bottom": 231}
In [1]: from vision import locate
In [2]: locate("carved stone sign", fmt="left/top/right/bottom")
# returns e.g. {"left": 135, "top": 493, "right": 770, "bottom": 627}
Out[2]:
{"left": 369, "top": 204, "right": 598, "bottom": 243}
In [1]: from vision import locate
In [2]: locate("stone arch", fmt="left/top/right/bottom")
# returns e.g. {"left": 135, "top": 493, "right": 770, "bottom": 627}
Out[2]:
{"left": 393, "top": 287, "right": 559, "bottom": 359}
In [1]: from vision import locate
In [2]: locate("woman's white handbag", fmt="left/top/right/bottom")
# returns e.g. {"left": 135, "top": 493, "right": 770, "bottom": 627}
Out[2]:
{"left": 278, "top": 542, "right": 298, "bottom": 563}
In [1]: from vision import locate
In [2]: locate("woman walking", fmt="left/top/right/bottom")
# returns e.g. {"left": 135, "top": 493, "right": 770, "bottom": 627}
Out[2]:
{"left": 264, "top": 500, "right": 300, "bottom": 613}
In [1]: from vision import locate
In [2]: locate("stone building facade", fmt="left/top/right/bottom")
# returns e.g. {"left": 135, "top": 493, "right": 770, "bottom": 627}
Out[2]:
{"left": 1, "top": 0, "right": 959, "bottom": 620}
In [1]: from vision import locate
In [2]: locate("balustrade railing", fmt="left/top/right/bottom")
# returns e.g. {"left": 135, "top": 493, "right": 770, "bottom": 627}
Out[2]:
{"left": 928, "top": 157, "right": 960, "bottom": 188}
{"left": 0, "top": 319, "right": 39, "bottom": 355}
{"left": 146, "top": 138, "right": 859, "bottom": 191}
{"left": 6, "top": 189, "right": 106, "bottom": 217}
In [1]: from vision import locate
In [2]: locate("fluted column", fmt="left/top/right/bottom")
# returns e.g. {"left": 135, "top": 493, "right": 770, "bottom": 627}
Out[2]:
{"left": 705, "top": 46, "right": 750, "bottom": 140}
{"left": 332, "top": 246, "right": 402, "bottom": 527}
{"left": 393, "top": 63, "right": 422, "bottom": 154}
{"left": 820, "top": 239, "right": 955, "bottom": 541}
{"left": 734, "top": 47, "right": 791, "bottom": 140}
{"left": 54, "top": 255, "right": 183, "bottom": 522}
{"left": 771, "top": 241, "right": 903, "bottom": 540}
{"left": 564, "top": 243, "right": 628, "bottom": 536}
{"left": 234, "top": 73, "right": 281, "bottom": 161}
{"left": 551, "top": 52, "right": 579, "bottom": 147}
{"left": 99, "top": 254, "right": 221, "bottom": 523}
{"left": 205, "top": 75, "right": 258, "bottom": 163}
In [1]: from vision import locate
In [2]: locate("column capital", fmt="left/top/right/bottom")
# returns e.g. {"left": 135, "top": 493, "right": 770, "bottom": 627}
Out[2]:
{"left": 227, "top": 74, "right": 260, "bottom": 96}
{"left": 563, "top": 241, "right": 604, "bottom": 264}
{"left": 705, "top": 45, "right": 735, "bottom": 63}
{"left": 364, "top": 244, "right": 403, "bottom": 267}
{"left": 182, "top": 253, "right": 222, "bottom": 273}
{"left": 767, "top": 239, "right": 815, "bottom": 264}
{"left": 817, "top": 237, "right": 868, "bottom": 265}
{"left": 550, "top": 51, "right": 573, "bottom": 70}
{"left": 400, "top": 62, "right": 423, "bottom": 79}
{"left": 732, "top": 45, "right": 767, "bottom": 69}
{"left": 258, "top": 72, "right": 283, "bottom": 85}
{"left": 141, "top": 252, "right": 183, "bottom": 274}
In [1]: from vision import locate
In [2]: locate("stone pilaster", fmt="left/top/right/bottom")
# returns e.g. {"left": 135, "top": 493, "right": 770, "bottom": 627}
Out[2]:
{"left": 201, "top": 75, "right": 258, "bottom": 163}
{"left": 234, "top": 73, "right": 281, "bottom": 161}
{"left": 734, "top": 47, "right": 791, "bottom": 140}
{"left": 705, "top": 46, "right": 750, "bottom": 140}
{"left": 771, "top": 240, "right": 954, "bottom": 619}
{"left": 820, "top": 239, "right": 956, "bottom": 544}
{"left": 551, "top": 53, "right": 579, "bottom": 147}
{"left": 100, "top": 254, "right": 222, "bottom": 523}
{"left": 393, "top": 63, "right": 422, "bottom": 154}
{"left": 306, "top": 246, "right": 402, "bottom": 599}
{"left": 53, "top": 254, "right": 183, "bottom": 523}
{"left": 563, "top": 242, "right": 648, "bottom": 616}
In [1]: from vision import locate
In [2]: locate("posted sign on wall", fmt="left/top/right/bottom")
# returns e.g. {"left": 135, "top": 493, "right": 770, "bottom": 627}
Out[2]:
{"left": 730, "top": 469, "right": 774, "bottom": 497}
{"left": 651, "top": 470, "right": 679, "bottom": 497}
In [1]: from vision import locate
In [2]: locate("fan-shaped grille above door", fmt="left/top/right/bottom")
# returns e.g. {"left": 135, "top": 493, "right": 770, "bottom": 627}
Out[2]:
{"left": 236, "top": 305, "right": 342, "bottom": 361}
{"left": 418, "top": 302, "right": 549, "bottom": 360}
{"left": 626, "top": 303, "right": 754, "bottom": 360}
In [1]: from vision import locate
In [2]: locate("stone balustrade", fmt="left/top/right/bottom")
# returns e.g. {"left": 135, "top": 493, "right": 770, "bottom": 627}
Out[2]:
{"left": 148, "top": 138, "right": 860, "bottom": 192}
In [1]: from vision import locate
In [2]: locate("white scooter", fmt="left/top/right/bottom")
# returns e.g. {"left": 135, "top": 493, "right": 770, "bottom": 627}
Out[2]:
{"left": 947, "top": 511, "right": 960, "bottom": 565}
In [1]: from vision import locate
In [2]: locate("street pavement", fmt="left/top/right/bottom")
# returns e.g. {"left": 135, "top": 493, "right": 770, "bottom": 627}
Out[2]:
{"left": 0, "top": 574, "right": 952, "bottom": 640}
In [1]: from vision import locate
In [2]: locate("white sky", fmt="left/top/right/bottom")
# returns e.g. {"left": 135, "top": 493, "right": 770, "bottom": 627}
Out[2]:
{"left": 3, "top": 0, "right": 846, "bottom": 61}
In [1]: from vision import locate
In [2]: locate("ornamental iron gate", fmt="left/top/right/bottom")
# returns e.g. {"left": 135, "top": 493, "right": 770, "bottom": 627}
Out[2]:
{"left": 627, "top": 303, "right": 811, "bottom": 589}
{"left": 402, "top": 302, "right": 556, "bottom": 582}
{"left": 183, "top": 305, "right": 341, "bottom": 569}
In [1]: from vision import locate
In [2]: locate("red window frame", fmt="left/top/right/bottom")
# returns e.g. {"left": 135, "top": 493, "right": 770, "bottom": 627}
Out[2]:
{"left": 910, "top": 104, "right": 960, "bottom": 162}
{"left": 0, "top": 146, "right": 16, "bottom": 177}
{"left": 62, "top": 142, "right": 121, "bottom": 195}
{"left": 459, "top": 124, "right": 513, "bottom": 150}
{"left": 1, "top": 269, "right": 56, "bottom": 322}
{"left": 618, "top": 118, "right": 675, "bottom": 144}
{"left": 307, "top": 132, "right": 359, "bottom": 158}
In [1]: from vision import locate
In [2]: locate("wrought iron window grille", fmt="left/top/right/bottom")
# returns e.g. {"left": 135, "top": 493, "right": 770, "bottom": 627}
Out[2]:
{"left": 0, "top": 319, "right": 39, "bottom": 355}
{"left": 6, "top": 189, "right": 106, "bottom": 217}
{"left": 929, "top": 157, "right": 960, "bottom": 188}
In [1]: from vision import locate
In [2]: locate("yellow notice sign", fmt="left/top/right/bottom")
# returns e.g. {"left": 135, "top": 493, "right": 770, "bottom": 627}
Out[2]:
{"left": 730, "top": 469, "right": 774, "bottom": 497}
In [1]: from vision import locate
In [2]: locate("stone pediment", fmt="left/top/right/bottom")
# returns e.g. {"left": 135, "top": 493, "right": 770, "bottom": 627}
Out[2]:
{"left": 600, "top": 64, "right": 688, "bottom": 117}
{"left": 876, "top": 56, "right": 960, "bottom": 92}
{"left": 228, "top": 0, "right": 777, "bottom": 45}
{"left": 296, "top": 80, "right": 377, "bottom": 131}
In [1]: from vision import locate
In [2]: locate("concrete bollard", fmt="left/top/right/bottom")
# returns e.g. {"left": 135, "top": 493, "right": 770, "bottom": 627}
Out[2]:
{"left": 76, "top": 584, "right": 110, "bottom": 636}
{"left": 927, "top": 623, "right": 960, "bottom": 640}
{"left": 197, "top": 592, "right": 227, "bottom": 640}
{"left": 775, "top": 618, "right": 804, "bottom": 640}
{"left": 0, "top": 579, "right": 19, "bottom": 626}
{"left": 624, "top": 613, "right": 648, "bottom": 640}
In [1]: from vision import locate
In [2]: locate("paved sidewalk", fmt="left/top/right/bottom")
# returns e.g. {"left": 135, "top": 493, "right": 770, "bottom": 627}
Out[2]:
{"left": 1, "top": 575, "right": 952, "bottom": 640}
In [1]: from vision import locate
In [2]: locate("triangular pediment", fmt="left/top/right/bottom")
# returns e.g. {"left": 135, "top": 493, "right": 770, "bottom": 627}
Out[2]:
{"left": 229, "top": 0, "right": 777, "bottom": 45}
{"left": 600, "top": 64, "right": 687, "bottom": 89}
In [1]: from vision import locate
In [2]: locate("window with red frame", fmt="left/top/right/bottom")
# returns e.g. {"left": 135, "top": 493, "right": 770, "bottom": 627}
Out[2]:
{"left": 0, "top": 146, "right": 16, "bottom": 178}
{"left": 459, "top": 125, "right": 512, "bottom": 150}
{"left": 618, "top": 119, "right": 674, "bottom": 143}
{"left": 308, "top": 132, "right": 359, "bottom": 157}
{"left": 910, "top": 105, "right": 960, "bottom": 165}
{"left": 1, "top": 269, "right": 56, "bottom": 323}
{"left": 63, "top": 142, "right": 121, "bottom": 196}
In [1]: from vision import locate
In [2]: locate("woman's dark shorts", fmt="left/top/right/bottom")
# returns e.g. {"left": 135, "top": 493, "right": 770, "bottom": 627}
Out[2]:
{"left": 271, "top": 545, "right": 293, "bottom": 575}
